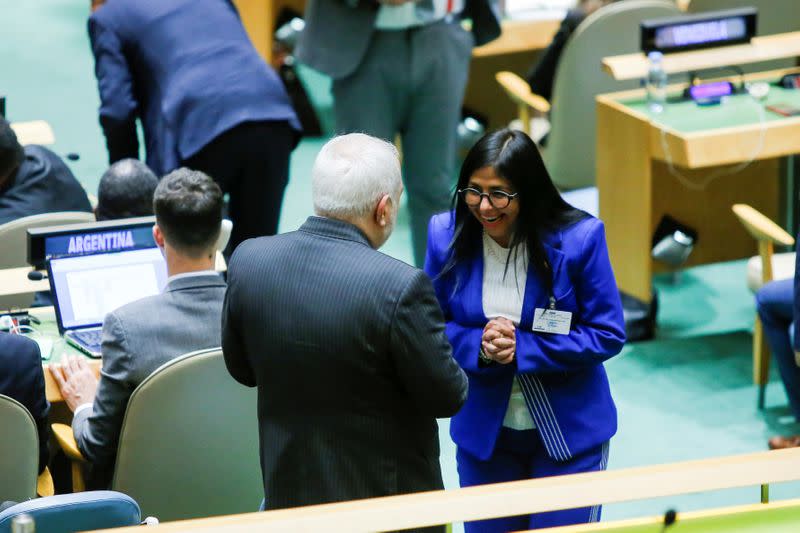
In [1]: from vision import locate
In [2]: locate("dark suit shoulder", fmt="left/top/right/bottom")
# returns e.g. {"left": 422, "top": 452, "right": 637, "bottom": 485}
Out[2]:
{"left": 0, "top": 332, "right": 40, "bottom": 367}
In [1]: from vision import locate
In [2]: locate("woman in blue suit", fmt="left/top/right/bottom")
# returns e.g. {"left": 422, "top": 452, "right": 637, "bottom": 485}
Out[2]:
{"left": 424, "top": 129, "right": 625, "bottom": 531}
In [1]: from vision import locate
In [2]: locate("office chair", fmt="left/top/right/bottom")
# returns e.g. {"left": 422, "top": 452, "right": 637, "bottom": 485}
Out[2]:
{"left": 732, "top": 204, "right": 796, "bottom": 409}
{"left": 0, "top": 212, "right": 95, "bottom": 310}
{"left": 0, "top": 394, "right": 41, "bottom": 503}
{"left": 53, "top": 348, "right": 262, "bottom": 521}
{"left": 496, "top": 0, "right": 680, "bottom": 191}
{"left": 0, "top": 491, "right": 142, "bottom": 533}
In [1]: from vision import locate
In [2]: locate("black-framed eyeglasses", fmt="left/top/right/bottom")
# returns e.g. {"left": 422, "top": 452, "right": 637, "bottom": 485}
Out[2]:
{"left": 458, "top": 188, "right": 518, "bottom": 209}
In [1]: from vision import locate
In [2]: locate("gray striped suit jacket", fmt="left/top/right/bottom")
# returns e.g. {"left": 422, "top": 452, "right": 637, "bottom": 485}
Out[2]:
{"left": 72, "top": 273, "right": 227, "bottom": 487}
{"left": 222, "top": 216, "right": 467, "bottom": 518}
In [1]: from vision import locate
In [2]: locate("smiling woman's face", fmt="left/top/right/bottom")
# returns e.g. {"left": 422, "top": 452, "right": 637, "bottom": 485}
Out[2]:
{"left": 466, "top": 166, "right": 520, "bottom": 248}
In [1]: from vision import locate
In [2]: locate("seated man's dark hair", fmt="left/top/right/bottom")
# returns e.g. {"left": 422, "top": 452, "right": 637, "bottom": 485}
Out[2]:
{"left": 96, "top": 159, "right": 159, "bottom": 221}
{"left": 153, "top": 168, "right": 223, "bottom": 257}
{"left": 0, "top": 118, "right": 24, "bottom": 184}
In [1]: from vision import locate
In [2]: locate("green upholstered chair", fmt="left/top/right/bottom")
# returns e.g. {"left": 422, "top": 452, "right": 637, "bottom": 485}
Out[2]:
{"left": 497, "top": 0, "right": 681, "bottom": 191}
{"left": 0, "top": 394, "right": 40, "bottom": 503}
{"left": 0, "top": 211, "right": 95, "bottom": 310}
{"left": 53, "top": 348, "right": 261, "bottom": 522}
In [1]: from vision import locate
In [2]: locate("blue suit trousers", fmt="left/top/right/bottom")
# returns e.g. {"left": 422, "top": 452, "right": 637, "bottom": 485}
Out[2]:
{"left": 456, "top": 427, "right": 609, "bottom": 532}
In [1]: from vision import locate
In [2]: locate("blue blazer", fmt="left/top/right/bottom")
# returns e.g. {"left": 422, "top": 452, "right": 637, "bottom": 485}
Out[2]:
{"left": 424, "top": 212, "right": 625, "bottom": 462}
{"left": 89, "top": 0, "right": 300, "bottom": 175}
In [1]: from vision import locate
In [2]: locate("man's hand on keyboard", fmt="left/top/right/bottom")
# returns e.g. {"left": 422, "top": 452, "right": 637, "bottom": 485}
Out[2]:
{"left": 50, "top": 355, "right": 99, "bottom": 412}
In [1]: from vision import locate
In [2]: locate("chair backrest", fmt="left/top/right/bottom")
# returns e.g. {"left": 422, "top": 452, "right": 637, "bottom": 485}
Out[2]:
{"left": 688, "top": 0, "right": 800, "bottom": 72}
{"left": 0, "top": 212, "right": 96, "bottom": 270}
{"left": 0, "top": 211, "right": 95, "bottom": 310}
{"left": 112, "top": 348, "right": 261, "bottom": 522}
{"left": 0, "top": 491, "right": 140, "bottom": 533}
{"left": 217, "top": 219, "right": 233, "bottom": 252}
{"left": 0, "top": 395, "right": 38, "bottom": 503}
{"left": 546, "top": 0, "right": 680, "bottom": 190}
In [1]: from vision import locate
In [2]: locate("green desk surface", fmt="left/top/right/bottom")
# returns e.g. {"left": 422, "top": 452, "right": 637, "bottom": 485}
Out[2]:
{"left": 553, "top": 502, "right": 800, "bottom": 532}
{"left": 24, "top": 307, "right": 89, "bottom": 364}
{"left": 619, "top": 86, "right": 800, "bottom": 134}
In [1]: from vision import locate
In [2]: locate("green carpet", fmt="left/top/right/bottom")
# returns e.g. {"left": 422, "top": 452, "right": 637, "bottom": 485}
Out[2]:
{"left": 6, "top": 1, "right": 799, "bottom": 526}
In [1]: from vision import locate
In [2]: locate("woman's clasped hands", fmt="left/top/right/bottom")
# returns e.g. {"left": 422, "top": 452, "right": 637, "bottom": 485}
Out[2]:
{"left": 481, "top": 317, "right": 516, "bottom": 364}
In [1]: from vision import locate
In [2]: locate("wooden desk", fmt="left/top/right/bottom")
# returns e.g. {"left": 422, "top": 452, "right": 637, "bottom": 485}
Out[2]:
{"left": 0, "top": 267, "right": 48, "bottom": 297}
{"left": 596, "top": 68, "right": 800, "bottom": 304}
{"left": 603, "top": 32, "right": 800, "bottom": 81}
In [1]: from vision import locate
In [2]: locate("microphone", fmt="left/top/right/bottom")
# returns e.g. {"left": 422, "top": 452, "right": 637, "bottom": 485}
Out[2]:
{"left": 27, "top": 271, "right": 47, "bottom": 281}
{"left": 660, "top": 509, "right": 677, "bottom": 532}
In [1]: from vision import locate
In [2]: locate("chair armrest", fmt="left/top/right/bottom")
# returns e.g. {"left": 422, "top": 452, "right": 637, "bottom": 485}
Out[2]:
{"left": 37, "top": 467, "right": 55, "bottom": 497}
{"left": 495, "top": 71, "right": 551, "bottom": 114}
{"left": 732, "top": 204, "right": 795, "bottom": 246}
{"left": 52, "top": 423, "right": 87, "bottom": 462}
{"left": 10, "top": 120, "right": 56, "bottom": 145}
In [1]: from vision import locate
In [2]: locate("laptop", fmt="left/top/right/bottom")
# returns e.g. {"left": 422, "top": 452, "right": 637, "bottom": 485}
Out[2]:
{"left": 47, "top": 247, "right": 168, "bottom": 357}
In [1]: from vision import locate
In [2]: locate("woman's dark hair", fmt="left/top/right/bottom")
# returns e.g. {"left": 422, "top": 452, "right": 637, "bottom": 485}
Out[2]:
{"left": 440, "top": 128, "right": 588, "bottom": 295}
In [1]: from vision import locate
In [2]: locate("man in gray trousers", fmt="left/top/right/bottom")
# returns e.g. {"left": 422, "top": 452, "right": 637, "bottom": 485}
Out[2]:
{"left": 296, "top": 0, "right": 500, "bottom": 266}
{"left": 222, "top": 134, "right": 467, "bottom": 529}
{"left": 52, "top": 168, "right": 226, "bottom": 488}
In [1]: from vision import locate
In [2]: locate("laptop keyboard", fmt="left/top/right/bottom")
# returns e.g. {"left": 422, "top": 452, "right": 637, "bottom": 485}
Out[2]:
{"left": 71, "top": 328, "right": 103, "bottom": 348}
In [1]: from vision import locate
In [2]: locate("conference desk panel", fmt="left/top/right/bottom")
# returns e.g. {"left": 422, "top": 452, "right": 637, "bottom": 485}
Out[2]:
{"left": 596, "top": 70, "right": 800, "bottom": 305}
{"left": 535, "top": 499, "right": 800, "bottom": 532}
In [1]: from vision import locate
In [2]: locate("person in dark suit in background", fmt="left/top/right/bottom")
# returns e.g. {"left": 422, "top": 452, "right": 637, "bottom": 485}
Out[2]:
{"left": 95, "top": 159, "right": 159, "bottom": 221}
{"left": 0, "top": 332, "right": 49, "bottom": 474}
{"left": 296, "top": 0, "right": 500, "bottom": 267}
{"left": 525, "top": 0, "right": 617, "bottom": 102}
{"left": 52, "top": 168, "right": 227, "bottom": 487}
{"left": 222, "top": 134, "right": 467, "bottom": 526}
{"left": 88, "top": 0, "right": 301, "bottom": 253}
{"left": 0, "top": 117, "right": 92, "bottom": 225}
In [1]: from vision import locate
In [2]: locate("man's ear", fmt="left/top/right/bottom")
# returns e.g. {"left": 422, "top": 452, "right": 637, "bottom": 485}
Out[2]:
{"left": 153, "top": 224, "right": 165, "bottom": 247}
{"left": 375, "top": 194, "right": 392, "bottom": 227}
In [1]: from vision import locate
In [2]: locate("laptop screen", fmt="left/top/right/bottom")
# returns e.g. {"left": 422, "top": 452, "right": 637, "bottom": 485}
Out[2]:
{"left": 49, "top": 247, "right": 168, "bottom": 331}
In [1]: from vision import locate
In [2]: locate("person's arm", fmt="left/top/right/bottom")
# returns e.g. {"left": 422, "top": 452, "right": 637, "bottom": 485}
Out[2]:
{"left": 390, "top": 271, "right": 468, "bottom": 418}
{"left": 515, "top": 220, "right": 625, "bottom": 374}
{"left": 524, "top": 9, "right": 584, "bottom": 101}
{"left": 88, "top": 17, "right": 139, "bottom": 163}
{"left": 72, "top": 313, "right": 134, "bottom": 470}
{"left": 423, "top": 217, "right": 512, "bottom": 378}
{"left": 221, "top": 254, "right": 256, "bottom": 387}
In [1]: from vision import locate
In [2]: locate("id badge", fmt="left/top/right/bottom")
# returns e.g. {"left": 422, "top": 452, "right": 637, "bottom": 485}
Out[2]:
{"left": 532, "top": 308, "right": 572, "bottom": 335}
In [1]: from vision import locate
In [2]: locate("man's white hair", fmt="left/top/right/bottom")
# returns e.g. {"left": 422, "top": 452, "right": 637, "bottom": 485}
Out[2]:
{"left": 312, "top": 133, "right": 402, "bottom": 220}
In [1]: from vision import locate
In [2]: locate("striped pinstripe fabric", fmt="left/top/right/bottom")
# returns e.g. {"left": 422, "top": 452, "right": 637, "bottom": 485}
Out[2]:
{"left": 588, "top": 441, "right": 610, "bottom": 523}
{"left": 518, "top": 374, "right": 573, "bottom": 461}
{"left": 221, "top": 216, "right": 467, "bottom": 522}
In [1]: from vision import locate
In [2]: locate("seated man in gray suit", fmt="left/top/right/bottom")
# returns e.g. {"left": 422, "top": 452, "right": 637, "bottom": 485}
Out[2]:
{"left": 51, "top": 168, "right": 226, "bottom": 487}
{"left": 222, "top": 134, "right": 467, "bottom": 527}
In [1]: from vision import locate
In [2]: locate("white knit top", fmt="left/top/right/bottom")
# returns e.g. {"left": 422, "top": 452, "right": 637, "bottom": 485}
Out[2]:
{"left": 481, "top": 232, "right": 535, "bottom": 430}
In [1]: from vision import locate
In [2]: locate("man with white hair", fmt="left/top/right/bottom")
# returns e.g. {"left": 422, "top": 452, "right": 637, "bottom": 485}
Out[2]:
{"left": 222, "top": 133, "right": 466, "bottom": 524}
